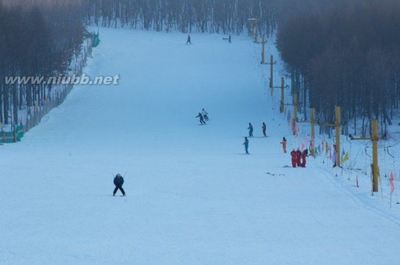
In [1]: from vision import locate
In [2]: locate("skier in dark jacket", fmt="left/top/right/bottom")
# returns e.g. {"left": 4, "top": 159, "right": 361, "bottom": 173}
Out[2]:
{"left": 113, "top": 174, "right": 126, "bottom": 196}
{"left": 243, "top": 137, "right": 249, "bottom": 154}
{"left": 186, "top": 34, "right": 192, "bottom": 45}
{"left": 300, "top": 150, "right": 308, "bottom": 168}
{"left": 262, "top": 122, "right": 267, "bottom": 137}
{"left": 248, "top": 123, "right": 254, "bottom": 137}
{"left": 196, "top": 113, "right": 206, "bottom": 125}
{"left": 202, "top": 108, "right": 209, "bottom": 122}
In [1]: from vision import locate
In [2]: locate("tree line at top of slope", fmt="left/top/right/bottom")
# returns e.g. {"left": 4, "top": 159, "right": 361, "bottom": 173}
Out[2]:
{"left": 277, "top": 0, "right": 400, "bottom": 137}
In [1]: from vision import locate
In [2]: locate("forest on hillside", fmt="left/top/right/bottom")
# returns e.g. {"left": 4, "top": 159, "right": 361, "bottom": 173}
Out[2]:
{"left": 85, "top": 0, "right": 277, "bottom": 34}
{"left": 0, "top": 0, "right": 86, "bottom": 128}
{"left": 277, "top": 0, "right": 400, "bottom": 136}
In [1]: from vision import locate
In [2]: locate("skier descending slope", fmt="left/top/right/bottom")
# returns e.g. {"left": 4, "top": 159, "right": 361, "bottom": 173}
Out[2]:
{"left": 243, "top": 137, "right": 250, "bottom": 154}
{"left": 186, "top": 34, "right": 192, "bottom": 45}
{"left": 202, "top": 108, "right": 209, "bottom": 122}
{"left": 196, "top": 113, "right": 206, "bottom": 125}
{"left": 113, "top": 174, "right": 126, "bottom": 197}
{"left": 248, "top": 123, "right": 254, "bottom": 137}
{"left": 262, "top": 122, "right": 267, "bottom": 137}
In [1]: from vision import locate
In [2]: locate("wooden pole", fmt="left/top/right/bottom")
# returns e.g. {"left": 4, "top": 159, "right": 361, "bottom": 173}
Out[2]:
{"left": 371, "top": 120, "right": 380, "bottom": 193}
{"left": 280, "top": 77, "right": 285, "bottom": 113}
{"left": 335, "top": 106, "right": 341, "bottom": 167}
{"left": 310, "top": 108, "right": 316, "bottom": 157}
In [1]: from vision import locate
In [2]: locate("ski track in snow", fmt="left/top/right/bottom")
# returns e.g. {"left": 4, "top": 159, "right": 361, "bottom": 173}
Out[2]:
{"left": 1, "top": 28, "right": 400, "bottom": 265}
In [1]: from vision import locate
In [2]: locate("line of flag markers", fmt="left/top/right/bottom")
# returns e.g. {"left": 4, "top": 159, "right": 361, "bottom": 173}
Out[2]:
{"left": 299, "top": 138, "right": 397, "bottom": 207}
{"left": 289, "top": 115, "right": 397, "bottom": 207}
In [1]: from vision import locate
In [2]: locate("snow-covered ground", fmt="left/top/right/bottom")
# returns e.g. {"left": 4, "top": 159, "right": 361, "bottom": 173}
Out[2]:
{"left": 1, "top": 28, "right": 400, "bottom": 265}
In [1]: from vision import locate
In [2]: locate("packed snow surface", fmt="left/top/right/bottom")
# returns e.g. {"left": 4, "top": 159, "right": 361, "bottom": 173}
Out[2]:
{"left": 1, "top": 29, "right": 400, "bottom": 265}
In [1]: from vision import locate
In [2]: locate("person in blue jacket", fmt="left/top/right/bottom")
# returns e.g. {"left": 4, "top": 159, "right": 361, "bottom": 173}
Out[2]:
{"left": 248, "top": 123, "right": 254, "bottom": 137}
{"left": 262, "top": 122, "right": 267, "bottom": 137}
{"left": 113, "top": 174, "right": 126, "bottom": 196}
{"left": 196, "top": 113, "right": 206, "bottom": 125}
{"left": 243, "top": 137, "right": 249, "bottom": 154}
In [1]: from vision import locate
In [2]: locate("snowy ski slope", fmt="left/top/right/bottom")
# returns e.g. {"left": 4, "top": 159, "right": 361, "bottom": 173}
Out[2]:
{"left": 1, "top": 28, "right": 400, "bottom": 265}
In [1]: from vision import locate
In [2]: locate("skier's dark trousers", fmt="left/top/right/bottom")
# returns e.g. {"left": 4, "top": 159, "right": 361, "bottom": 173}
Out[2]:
{"left": 196, "top": 113, "right": 206, "bottom": 125}
{"left": 113, "top": 174, "right": 126, "bottom": 196}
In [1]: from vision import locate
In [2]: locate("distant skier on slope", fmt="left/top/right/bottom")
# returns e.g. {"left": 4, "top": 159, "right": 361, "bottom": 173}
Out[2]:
{"left": 186, "top": 34, "right": 192, "bottom": 45}
{"left": 196, "top": 112, "right": 206, "bottom": 125}
{"left": 280, "top": 137, "right": 287, "bottom": 153}
{"left": 202, "top": 108, "right": 209, "bottom": 122}
{"left": 262, "top": 122, "right": 267, "bottom": 137}
{"left": 243, "top": 137, "right": 249, "bottom": 154}
{"left": 248, "top": 123, "right": 254, "bottom": 137}
{"left": 113, "top": 173, "right": 126, "bottom": 196}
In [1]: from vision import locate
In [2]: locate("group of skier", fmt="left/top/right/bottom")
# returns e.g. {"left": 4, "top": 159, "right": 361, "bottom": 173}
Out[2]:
{"left": 247, "top": 122, "right": 267, "bottom": 138}
{"left": 244, "top": 121, "right": 307, "bottom": 167}
{"left": 243, "top": 120, "right": 307, "bottom": 168}
{"left": 242, "top": 122, "right": 269, "bottom": 154}
{"left": 195, "top": 108, "right": 209, "bottom": 125}
{"left": 290, "top": 149, "right": 308, "bottom": 168}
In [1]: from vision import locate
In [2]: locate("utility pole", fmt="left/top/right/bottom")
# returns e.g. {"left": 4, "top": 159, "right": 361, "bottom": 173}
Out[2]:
{"left": 280, "top": 77, "right": 285, "bottom": 113}
{"left": 310, "top": 108, "right": 316, "bottom": 157}
{"left": 349, "top": 120, "right": 380, "bottom": 193}
{"left": 335, "top": 106, "right": 341, "bottom": 168}
{"left": 266, "top": 55, "right": 277, "bottom": 96}
{"left": 371, "top": 120, "right": 380, "bottom": 192}
{"left": 269, "top": 55, "right": 275, "bottom": 89}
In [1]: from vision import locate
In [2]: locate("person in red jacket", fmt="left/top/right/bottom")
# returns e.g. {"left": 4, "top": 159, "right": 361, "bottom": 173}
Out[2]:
{"left": 290, "top": 149, "right": 297, "bottom": 168}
